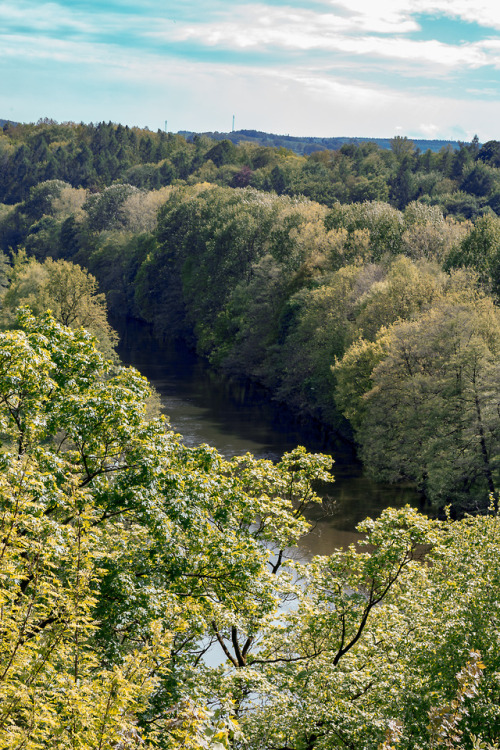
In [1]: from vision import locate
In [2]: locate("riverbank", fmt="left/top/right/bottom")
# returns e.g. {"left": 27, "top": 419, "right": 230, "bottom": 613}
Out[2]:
{"left": 114, "top": 316, "right": 424, "bottom": 554}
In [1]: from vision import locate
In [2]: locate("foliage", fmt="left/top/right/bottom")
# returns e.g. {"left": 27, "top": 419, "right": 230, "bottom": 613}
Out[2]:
{"left": 207, "top": 507, "right": 500, "bottom": 749}
{"left": 1, "top": 254, "right": 118, "bottom": 359}
{"left": 1, "top": 312, "right": 500, "bottom": 748}
{"left": 334, "top": 298, "right": 500, "bottom": 511}
{"left": 0, "top": 311, "right": 169, "bottom": 748}
{"left": 445, "top": 214, "right": 500, "bottom": 299}
{"left": 1, "top": 123, "right": 500, "bottom": 512}
{"left": 0, "top": 310, "right": 333, "bottom": 748}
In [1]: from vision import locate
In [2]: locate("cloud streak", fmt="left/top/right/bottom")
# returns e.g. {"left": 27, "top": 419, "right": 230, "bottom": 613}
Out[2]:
{"left": 1, "top": 0, "right": 500, "bottom": 138}
{"left": 2, "top": 1, "right": 499, "bottom": 76}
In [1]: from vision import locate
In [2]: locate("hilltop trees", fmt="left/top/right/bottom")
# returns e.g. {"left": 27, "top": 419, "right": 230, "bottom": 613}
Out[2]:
{"left": 1, "top": 120, "right": 500, "bottom": 213}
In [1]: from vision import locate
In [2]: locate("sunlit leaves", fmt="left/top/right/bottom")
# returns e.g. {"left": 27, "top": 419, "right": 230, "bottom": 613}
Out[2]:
{"left": 0, "top": 312, "right": 337, "bottom": 748}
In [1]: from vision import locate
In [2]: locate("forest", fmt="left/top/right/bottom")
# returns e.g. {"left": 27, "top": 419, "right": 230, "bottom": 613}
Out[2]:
{"left": 1, "top": 119, "right": 499, "bottom": 512}
{"left": 0, "top": 119, "right": 499, "bottom": 748}
{"left": 177, "top": 129, "right": 462, "bottom": 157}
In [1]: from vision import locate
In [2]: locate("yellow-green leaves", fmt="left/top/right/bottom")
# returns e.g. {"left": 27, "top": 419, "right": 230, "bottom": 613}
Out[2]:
{"left": 335, "top": 297, "right": 500, "bottom": 511}
{"left": 0, "top": 312, "right": 338, "bottom": 749}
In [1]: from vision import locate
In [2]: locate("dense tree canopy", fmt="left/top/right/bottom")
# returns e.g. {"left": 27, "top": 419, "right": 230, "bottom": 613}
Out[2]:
{"left": 334, "top": 297, "right": 500, "bottom": 511}
{"left": 0, "top": 121, "right": 496, "bottom": 216}
{"left": 1, "top": 122, "right": 500, "bottom": 513}
{"left": 0, "top": 310, "right": 333, "bottom": 748}
{"left": 1, "top": 312, "right": 500, "bottom": 748}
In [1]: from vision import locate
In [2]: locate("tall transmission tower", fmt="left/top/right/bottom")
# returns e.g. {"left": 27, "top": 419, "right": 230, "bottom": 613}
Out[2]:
{"left": 232, "top": 115, "right": 235, "bottom": 132}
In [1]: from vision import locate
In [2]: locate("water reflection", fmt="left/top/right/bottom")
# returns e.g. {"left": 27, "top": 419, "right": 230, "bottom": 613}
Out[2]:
{"left": 116, "top": 320, "right": 424, "bottom": 554}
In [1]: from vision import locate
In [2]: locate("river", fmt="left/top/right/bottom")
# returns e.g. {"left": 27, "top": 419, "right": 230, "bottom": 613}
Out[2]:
{"left": 116, "top": 320, "right": 424, "bottom": 557}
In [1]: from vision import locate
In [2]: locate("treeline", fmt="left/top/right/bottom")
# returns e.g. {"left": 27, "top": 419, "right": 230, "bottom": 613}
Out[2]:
{"left": 181, "top": 127, "right": 462, "bottom": 156}
{"left": 0, "top": 121, "right": 499, "bottom": 511}
{"left": 0, "top": 173, "right": 499, "bottom": 512}
{"left": 4, "top": 119, "right": 500, "bottom": 217}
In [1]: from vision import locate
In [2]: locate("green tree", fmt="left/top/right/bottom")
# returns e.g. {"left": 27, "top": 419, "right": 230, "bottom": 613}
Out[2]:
{"left": 353, "top": 256, "right": 449, "bottom": 340}
{"left": 445, "top": 214, "right": 500, "bottom": 298}
{"left": 335, "top": 299, "right": 500, "bottom": 510}
{"left": 2, "top": 256, "right": 118, "bottom": 359}
{"left": 204, "top": 139, "right": 237, "bottom": 167}
{"left": 83, "top": 184, "right": 140, "bottom": 233}
{"left": 325, "top": 201, "right": 404, "bottom": 260}
{"left": 0, "top": 310, "right": 335, "bottom": 749}
{"left": 401, "top": 202, "right": 468, "bottom": 263}
{"left": 477, "top": 140, "right": 500, "bottom": 168}
{"left": 461, "top": 163, "right": 500, "bottom": 198}
{"left": 0, "top": 311, "right": 170, "bottom": 749}
{"left": 390, "top": 135, "right": 415, "bottom": 158}
{"left": 276, "top": 265, "right": 361, "bottom": 424}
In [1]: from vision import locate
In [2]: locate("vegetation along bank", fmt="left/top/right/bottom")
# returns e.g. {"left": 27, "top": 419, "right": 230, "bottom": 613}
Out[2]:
{"left": 0, "top": 120, "right": 499, "bottom": 514}
{"left": 1, "top": 119, "right": 500, "bottom": 747}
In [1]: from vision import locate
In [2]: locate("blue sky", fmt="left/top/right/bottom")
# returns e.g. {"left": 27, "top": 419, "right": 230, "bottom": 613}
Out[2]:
{"left": 2, "top": 1, "right": 500, "bottom": 140}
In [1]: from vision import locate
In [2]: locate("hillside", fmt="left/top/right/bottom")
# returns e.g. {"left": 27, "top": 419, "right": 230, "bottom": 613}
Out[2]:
{"left": 178, "top": 128, "right": 465, "bottom": 155}
{"left": 0, "top": 117, "right": 500, "bottom": 749}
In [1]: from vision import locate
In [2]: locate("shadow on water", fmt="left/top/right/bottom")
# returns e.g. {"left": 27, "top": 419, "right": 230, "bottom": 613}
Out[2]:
{"left": 115, "top": 318, "right": 426, "bottom": 554}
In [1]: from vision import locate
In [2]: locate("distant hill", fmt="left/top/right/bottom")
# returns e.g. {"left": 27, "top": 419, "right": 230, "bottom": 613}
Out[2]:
{"left": 178, "top": 129, "right": 465, "bottom": 155}
{"left": 0, "top": 119, "right": 18, "bottom": 128}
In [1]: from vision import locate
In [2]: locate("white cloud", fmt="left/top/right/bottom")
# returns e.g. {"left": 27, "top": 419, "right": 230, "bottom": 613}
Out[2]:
{"left": 329, "top": 0, "right": 500, "bottom": 32}
{"left": 0, "top": 0, "right": 169, "bottom": 40}
{"left": 0, "top": 33, "right": 125, "bottom": 66}
{"left": 416, "top": 0, "right": 500, "bottom": 30}
{"left": 3, "top": 0, "right": 500, "bottom": 75}
{"left": 2, "top": 0, "right": 500, "bottom": 140}
{"left": 151, "top": 4, "right": 417, "bottom": 47}
{"left": 147, "top": 3, "right": 500, "bottom": 73}
{"left": 417, "top": 122, "right": 441, "bottom": 137}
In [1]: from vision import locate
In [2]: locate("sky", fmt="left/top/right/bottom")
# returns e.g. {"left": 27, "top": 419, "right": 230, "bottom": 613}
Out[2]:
{"left": 2, "top": 1, "right": 500, "bottom": 140}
